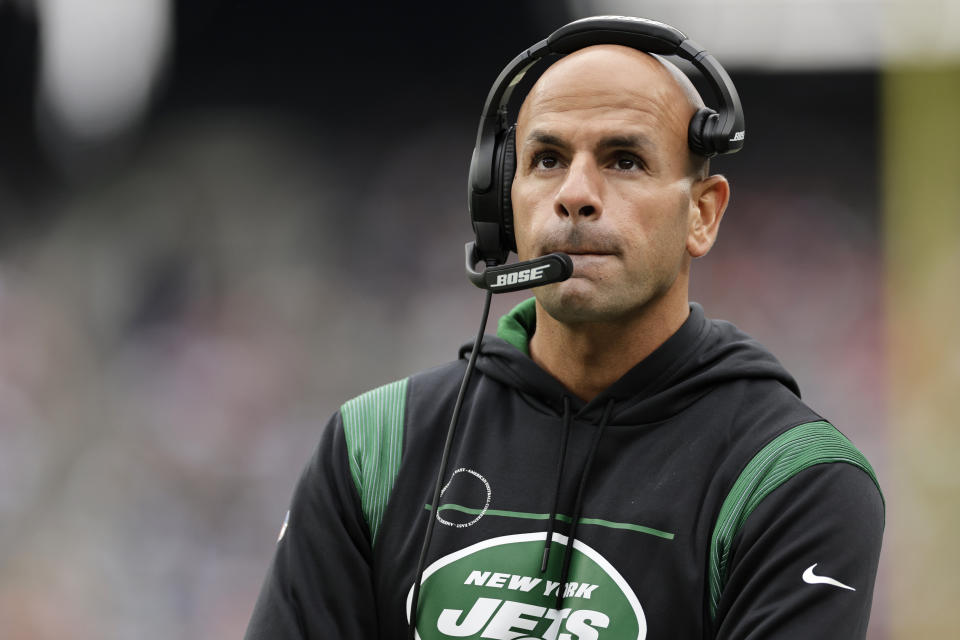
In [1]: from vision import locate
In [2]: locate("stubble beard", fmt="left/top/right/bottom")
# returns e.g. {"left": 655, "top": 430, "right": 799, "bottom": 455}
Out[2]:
{"left": 534, "top": 267, "right": 676, "bottom": 327}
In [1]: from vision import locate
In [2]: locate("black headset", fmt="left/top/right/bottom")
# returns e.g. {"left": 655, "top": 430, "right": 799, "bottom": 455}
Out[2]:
{"left": 466, "top": 15, "right": 746, "bottom": 267}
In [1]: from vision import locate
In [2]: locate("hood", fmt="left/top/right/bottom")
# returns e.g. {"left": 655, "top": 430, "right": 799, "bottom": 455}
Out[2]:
{"left": 460, "top": 297, "right": 800, "bottom": 424}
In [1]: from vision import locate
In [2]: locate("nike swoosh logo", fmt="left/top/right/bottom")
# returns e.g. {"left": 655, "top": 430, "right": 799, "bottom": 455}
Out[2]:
{"left": 276, "top": 510, "right": 290, "bottom": 543}
{"left": 802, "top": 564, "right": 856, "bottom": 591}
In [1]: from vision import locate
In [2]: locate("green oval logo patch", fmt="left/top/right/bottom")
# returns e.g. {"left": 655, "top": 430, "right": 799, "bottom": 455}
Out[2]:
{"left": 407, "top": 532, "right": 646, "bottom": 639}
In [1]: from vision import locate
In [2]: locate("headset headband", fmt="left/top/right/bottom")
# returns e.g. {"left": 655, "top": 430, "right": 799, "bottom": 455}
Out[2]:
{"left": 471, "top": 16, "right": 743, "bottom": 193}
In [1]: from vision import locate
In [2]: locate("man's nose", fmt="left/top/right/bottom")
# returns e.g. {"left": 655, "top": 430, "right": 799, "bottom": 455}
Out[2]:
{"left": 554, "top": 156, "right": 602, "bottom": 220}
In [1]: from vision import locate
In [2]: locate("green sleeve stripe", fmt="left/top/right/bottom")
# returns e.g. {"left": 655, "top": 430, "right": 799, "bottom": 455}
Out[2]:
{"left": 707, "top": 420, "right": 881, "bottom": 620}
{"left": 340, "top": 378, "right": 408, "bottom": 546}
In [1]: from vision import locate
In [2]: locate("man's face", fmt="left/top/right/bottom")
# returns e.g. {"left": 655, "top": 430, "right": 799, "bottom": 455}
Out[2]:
{"left": 511, "top": 45, "right": 700, "bottom": 325}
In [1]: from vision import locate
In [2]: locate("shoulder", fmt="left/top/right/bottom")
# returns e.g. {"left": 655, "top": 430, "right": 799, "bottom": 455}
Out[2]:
{"left": 339, "top": 360, "right": 467, "bottom": 430}
{"left": 334, "top": 360, "right": 465, "bottom": 543}
{"left": 337, "top": 360, "right": 469, "bottom": 477}
{"left": 714, "top": 420, "right": 882, "bottom": 547}
{"left": 709, "top": 419, "right": 884, "bottom": 619}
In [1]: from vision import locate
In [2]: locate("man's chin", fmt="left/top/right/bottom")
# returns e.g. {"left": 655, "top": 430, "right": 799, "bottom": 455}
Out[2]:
{"left": 534, "top": 280, "right": 622, "bottom": 325}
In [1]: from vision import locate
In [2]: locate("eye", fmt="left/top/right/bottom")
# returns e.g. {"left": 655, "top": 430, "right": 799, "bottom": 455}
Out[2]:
{"left": 613, "top": 153, "right": 643, "bottom": 172}
{"left": 532, "top": 151, "right": 561, "bottom": 171}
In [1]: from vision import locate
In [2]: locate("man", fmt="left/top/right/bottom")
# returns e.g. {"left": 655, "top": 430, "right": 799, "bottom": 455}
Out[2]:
{"left": 246, "top": 19, "right": 884, "bottom": 640}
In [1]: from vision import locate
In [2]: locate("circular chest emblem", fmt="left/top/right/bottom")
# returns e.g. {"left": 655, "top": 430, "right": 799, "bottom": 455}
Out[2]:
{"left": 437, "top": 468, "right": 492, "bottom": 528}
{"left": 407, "top": 532, "right": 646, "bottom": 640}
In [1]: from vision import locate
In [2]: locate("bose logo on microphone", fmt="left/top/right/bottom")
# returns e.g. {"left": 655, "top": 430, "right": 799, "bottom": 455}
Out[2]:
{"left": 492, "top": 264, "right": 550, "bottom": 288}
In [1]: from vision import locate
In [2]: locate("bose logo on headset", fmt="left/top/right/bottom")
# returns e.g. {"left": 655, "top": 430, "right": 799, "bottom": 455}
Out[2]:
{"left": 492, "top": 264, "right": 550, "bottom": 289}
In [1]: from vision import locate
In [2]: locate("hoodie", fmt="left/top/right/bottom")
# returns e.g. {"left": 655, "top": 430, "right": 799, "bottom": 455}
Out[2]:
{"left": 246, "top": 299, "right": 884, "bottom": 640}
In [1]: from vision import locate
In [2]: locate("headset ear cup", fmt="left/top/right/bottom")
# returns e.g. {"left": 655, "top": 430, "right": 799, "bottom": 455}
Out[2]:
{"left": 499, "top": 126, "right": 517, "bottom": 252}
{"left": 688, "top": 107, "right": 719, "bottom": 157}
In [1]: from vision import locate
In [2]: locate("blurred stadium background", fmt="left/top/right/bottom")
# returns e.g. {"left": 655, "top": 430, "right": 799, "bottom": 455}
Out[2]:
{"left": 0, "top": 0, "right": 956, "bottom": 637}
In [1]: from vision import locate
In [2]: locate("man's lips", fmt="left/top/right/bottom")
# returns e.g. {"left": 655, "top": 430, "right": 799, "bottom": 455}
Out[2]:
{"left": 564, "top": 250, "right": 614, "bottom": 256}
{"left": 542, "top": 250, "right": 615, "bottom": 277}
{"left": 542, "top": 247, "right": 617, "bottom": 257}
{"left": 543, "top": 252, "right": 616, "bottom": 265}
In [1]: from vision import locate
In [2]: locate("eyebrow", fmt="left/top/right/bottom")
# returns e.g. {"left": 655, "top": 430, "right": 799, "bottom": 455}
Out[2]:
{"left": 524, "top": 130, "right": 655, "bottom": 154}
{"left": 596, "top": 134, "right": 655, "bottom": 153}
{"left": 526, "top": 130, "right": 566, "bottom": 149}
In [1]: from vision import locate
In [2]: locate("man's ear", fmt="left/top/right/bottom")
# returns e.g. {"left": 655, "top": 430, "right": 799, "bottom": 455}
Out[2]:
{"left": 687, "top": 174, "right": 730, "bottom": 258}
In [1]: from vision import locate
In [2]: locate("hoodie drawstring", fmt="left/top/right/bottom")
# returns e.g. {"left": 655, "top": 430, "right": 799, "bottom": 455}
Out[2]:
{"left": 555, "top": 398, "right": 615, "bottom": 610}
{"left": 541, "top": 395, "right": 572, "bottom": 573}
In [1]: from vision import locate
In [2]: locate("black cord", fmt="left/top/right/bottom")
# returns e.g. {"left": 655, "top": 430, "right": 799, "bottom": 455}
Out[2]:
{"left": 408, "top": 288, "right": 493, "bottom": 639}
{"left": 555, "top": 398, "right": 614, "bottom": 610}
{"left": 541, "top": 395, "right": 571, "bottom": 573}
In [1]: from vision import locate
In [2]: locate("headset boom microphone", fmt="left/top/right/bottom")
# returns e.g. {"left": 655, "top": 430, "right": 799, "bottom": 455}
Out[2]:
{"left": 465, "top": 241, "right": 574, "bottom": 293}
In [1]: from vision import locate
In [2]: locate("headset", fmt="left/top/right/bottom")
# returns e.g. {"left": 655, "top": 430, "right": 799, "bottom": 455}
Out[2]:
{"left": 412, "top": 16, "right": 746, "bottom": 637}
{"left": 465, "top": 15, "right": 746, "bottom": 282}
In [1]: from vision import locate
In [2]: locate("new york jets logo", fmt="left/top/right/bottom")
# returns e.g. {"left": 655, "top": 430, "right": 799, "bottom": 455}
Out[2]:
{"left": 407, "top": 532, "right": 646, "bottom": 640}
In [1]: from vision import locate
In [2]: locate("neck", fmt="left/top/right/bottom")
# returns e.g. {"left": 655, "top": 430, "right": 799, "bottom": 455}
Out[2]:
{"left": 528, "top": 289, "right": 690, "bottom": 403}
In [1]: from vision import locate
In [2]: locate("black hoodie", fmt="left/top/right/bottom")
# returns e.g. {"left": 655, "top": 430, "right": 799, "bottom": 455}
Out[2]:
{"left": 246, "top": 299, "right": 884, "bottom": 640}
